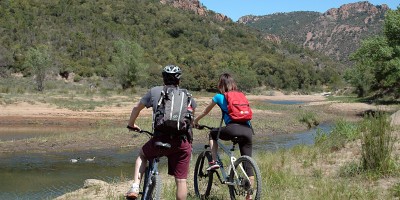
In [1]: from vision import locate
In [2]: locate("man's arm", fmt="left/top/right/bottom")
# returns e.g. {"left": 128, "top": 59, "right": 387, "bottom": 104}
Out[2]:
{"left": 127, "top": 101, "right": 146, "bottom": 129}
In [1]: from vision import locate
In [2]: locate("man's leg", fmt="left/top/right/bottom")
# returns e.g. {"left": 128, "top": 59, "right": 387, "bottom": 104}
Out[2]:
{"left": 134, "top": 149, "right": 147, "bottom": 184}
{"left": 175, "top": 178, "right": 187, "bottom": 200}
{"left": 126, "top": 149, "right": 147, "bottom": 198}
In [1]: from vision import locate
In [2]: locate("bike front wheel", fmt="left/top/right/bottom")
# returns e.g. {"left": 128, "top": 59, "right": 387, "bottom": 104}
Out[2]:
{"left": 228, "top": 155, "right": 262, "bottom": 200}
{"left": 147, "top": 174, "right": 162, "bottom": 200}
{"left": 193, "top": 150, "right": 213, "bottom": 199}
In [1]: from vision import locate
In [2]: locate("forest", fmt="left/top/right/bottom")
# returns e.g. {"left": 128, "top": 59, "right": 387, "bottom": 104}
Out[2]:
{"left": 0, "top": 0, "right": 342, "bottom": 92}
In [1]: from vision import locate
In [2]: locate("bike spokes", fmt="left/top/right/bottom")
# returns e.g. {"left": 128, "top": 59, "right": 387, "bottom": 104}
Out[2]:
{"left": 194, "top": 151, "right": 213, "bottom": 199}
{"left": 229, "top": 156, "right": 262, "bottom": 200}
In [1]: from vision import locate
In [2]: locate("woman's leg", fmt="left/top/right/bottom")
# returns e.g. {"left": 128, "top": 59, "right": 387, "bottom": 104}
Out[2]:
{"left": 209, "top": 139, "right": 219, "bottom": 162}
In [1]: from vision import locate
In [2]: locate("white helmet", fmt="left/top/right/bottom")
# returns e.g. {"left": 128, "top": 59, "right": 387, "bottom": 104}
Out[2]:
{"left": 162, "top": 65, "right": 182, "bottom": 79}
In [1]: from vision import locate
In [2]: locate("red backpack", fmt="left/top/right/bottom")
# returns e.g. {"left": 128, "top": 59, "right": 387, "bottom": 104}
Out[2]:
{"left": 224, "top": 91, "right": 253, "bottom": 122}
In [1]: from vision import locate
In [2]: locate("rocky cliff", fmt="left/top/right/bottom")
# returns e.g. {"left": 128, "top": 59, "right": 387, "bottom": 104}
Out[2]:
{"left": 160, "top": 0, "right": 230, "bottom": 22}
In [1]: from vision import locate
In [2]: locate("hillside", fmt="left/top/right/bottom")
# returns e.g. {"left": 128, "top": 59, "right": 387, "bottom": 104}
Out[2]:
{"left": 239, "top": 1, "right": 389, "bottom": 64}
{"left": 0, "top": 0, "right": 342, "bottom": 92}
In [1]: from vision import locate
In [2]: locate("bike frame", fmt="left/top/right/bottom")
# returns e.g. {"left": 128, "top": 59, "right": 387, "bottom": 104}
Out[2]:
{"left": 128, "top": 128, "right": 161, "bottom": 200}
{"left": 213, "top": 140, "right": 251, "bottom": 186}
{"left": 194, "top": 124, "right": 261, "bottom": 199}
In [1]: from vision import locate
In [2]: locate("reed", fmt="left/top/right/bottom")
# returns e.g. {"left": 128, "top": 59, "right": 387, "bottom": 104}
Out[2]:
{"left": 360, "top": 111, "right": 396, "bottom": 174}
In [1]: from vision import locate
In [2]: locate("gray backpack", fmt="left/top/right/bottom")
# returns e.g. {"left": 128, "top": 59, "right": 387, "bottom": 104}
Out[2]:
{"left": 153, "top": 86, "right": 193, "bottom": 134}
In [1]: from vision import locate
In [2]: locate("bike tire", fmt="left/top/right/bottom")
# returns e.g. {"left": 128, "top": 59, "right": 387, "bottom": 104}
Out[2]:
{"left": 228, "top": 155, "right": 262, "bottom": 200}
{"left": 194, "top": 150, "right": 213, "bottom": 199}
{"left": 146, "top": 174, "right": 162, "bottom": 200}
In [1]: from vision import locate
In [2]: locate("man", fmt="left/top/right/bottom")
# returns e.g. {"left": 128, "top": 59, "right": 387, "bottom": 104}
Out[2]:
{"left": 125, "top": 65, "right": 196, "bottom": 200}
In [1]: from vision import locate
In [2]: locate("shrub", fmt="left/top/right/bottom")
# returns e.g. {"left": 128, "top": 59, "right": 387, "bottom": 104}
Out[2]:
{"left": 299, "top": 111, "right": 319, "bottom": 128}
{"left": 360, "top": 112, "right": 395, "bottom": 174}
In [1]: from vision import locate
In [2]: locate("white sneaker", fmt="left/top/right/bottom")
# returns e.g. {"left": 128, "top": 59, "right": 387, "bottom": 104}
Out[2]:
{"left": 125, "top": 183, "right": 139, "bottom": 199}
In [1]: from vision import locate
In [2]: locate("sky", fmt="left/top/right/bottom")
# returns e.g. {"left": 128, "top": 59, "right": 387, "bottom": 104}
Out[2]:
{"left": 200, "top": 0, "right": 400, "bottom": 21}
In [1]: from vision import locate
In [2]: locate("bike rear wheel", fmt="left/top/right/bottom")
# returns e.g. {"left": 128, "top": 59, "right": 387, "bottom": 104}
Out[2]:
{"left": 194, "top": 150, "right": 213, "bottom": 199}
{"left": 228, "top": 155, "right": 262, "bottom": 200}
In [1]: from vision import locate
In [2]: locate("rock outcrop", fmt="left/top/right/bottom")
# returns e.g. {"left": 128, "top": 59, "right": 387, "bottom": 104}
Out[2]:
{"left": 160, "top": 0, "right": 230, "bottom": 22}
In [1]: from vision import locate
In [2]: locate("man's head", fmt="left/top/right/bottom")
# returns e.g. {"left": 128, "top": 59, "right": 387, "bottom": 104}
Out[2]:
{"left": 162, "top": 65, "right": 182, "bottom": 86}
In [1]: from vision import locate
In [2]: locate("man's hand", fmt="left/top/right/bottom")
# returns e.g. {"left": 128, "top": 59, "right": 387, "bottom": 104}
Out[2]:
{"left": 127, "top": 124, "right": 141, "bottom": 132}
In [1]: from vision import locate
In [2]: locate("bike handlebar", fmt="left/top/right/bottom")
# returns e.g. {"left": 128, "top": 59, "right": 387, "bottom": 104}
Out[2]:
{"left": 196, "top": 124, "right": 215, "bottom": 130}
{"left": 127, "top": 125, "right": 153, "bottom": 137}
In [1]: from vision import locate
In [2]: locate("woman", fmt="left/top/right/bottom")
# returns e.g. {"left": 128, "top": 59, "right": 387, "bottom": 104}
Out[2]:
{"left": 193, "top": 72, "right": 253, "bottom": 171}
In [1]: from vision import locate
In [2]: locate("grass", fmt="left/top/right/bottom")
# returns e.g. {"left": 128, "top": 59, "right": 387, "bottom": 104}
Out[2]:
{"left": 315, "top": 119, "right": 359, "bottom": 152}
{"left": 360, "top": 112, "right": 396, "bottom": 174}
{"left": 298, "top": 110, "right": 319, "bottom": 128}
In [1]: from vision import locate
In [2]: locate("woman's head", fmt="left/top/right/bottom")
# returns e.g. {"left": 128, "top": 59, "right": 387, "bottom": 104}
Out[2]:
{"left": 218, "top": 73, "right": 237, "bottom": 93}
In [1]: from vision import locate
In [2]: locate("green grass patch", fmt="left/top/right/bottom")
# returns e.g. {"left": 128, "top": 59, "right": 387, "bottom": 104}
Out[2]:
{"left": 360, "top": 112, "right": 397, "bottom": 174}
{"left": 251, "top": 100, "right": 293, "bottom": 111}
{"left": 315, "top": 119, "right": 359, "bottom": 152}
{"left": 298, "top": 111, "right": 319, "bottom": 128}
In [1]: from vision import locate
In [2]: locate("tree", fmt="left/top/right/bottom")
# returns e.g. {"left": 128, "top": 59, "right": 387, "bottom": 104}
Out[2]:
{"left": 348, "top": 7, "right": 400, "bottom": 98}
{"left": 110, "top": 39, "right": 145, "bottom": 89}
{"left": 24, "top": 45, "right": 52, "bottom": 91}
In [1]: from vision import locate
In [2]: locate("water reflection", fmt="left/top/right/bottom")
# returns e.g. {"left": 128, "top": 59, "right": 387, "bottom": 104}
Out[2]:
{"left": 0, "top": 148, "right": 138, "bottom": 200}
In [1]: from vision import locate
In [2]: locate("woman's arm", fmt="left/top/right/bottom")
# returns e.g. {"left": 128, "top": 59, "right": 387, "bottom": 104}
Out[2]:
{"left": 194, "top": 100, "right": 216, "bottom": 125}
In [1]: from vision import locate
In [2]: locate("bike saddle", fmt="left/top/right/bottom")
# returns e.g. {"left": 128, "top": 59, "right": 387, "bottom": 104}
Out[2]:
{"left": 155, "top": 141, "right": 171, "bottom": 149}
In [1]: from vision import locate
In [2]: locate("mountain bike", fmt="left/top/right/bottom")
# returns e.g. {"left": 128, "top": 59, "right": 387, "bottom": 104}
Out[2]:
{"left": 128, "top": 128, "right": 171, "bottom": 200}
{"left": 194, "top": 125, "right": 262, "bottom": 200}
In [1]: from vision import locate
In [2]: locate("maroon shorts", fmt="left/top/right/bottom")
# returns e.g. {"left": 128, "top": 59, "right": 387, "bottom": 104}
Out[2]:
{"left": 141, "top": 135, "right": 192, "bottom": 179}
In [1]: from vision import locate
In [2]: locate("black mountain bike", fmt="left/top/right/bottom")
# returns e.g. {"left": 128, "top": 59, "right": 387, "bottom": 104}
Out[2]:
{"left": 194, "top": 125, "right": 262, "bottom": 200}
{"left": 128, "top": 128, "right": 171, "bottom": 200}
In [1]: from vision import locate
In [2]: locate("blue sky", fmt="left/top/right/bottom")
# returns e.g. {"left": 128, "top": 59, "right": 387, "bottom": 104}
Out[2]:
{"left": 200, "top": 0, "right": 400, "bottom": 21}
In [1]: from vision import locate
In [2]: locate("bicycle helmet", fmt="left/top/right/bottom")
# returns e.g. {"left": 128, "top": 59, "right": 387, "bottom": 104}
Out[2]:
{"left": 162, "top": 65, "right": 182, "bottom": 80}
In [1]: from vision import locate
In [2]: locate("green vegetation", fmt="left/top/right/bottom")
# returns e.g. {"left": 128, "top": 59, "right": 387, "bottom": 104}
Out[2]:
{"left": 23, "top": 45, "right": 52, "bottom": 91}
{"left": 315, "top": 119, "right": 359, "bottom": 152}
{"left": 360, "top": 112, "right": 396, "bottom": 174}
{"left": 0, "top": 0, "right": 341, "bottom": 92}
{"left": 346, "top": 7, "right": 400, "bottom": 99}
{"left": 298, "top": 111, "right": 319, "bottom": 128}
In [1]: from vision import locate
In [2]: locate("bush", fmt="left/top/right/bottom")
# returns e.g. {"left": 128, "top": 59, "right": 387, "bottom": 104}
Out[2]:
{"left": 360, "top": 112, "right": 395, "bottom": 174}
{"left": 298, "top": 111, "right": 319, "bottom": 128}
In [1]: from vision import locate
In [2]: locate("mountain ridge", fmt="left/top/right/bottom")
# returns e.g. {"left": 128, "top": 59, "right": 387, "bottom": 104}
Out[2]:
{"left": 238, "top": 1, "right": 390, "bottom": 63}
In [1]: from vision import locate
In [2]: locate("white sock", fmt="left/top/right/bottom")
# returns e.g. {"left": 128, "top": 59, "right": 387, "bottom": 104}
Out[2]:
{"left": 132, "top": 182, "right": 139, "bottom": 189}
